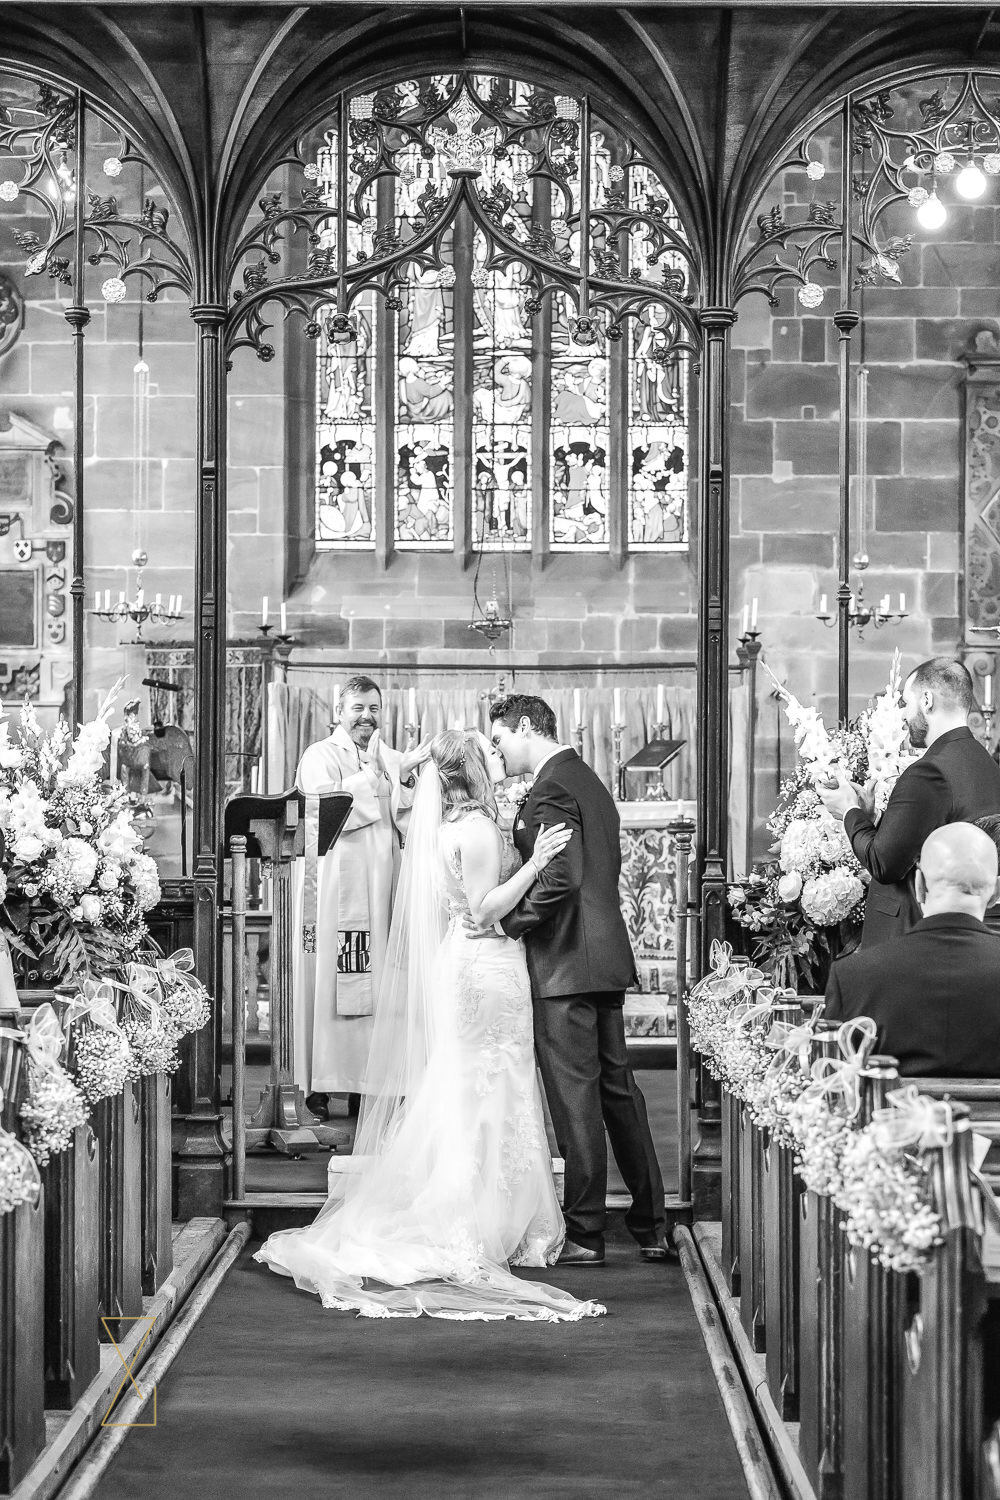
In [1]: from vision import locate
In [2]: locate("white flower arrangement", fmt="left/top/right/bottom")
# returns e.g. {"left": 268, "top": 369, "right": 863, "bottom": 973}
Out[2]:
{"left": 19, "top": 1057, "right": 88, "bottom": 1165}
{"left": 686, "top": 944, "right": 945, "bottom": 1272}
{"left": 729, "top": 652, "right": 914, "bottom": 987}
{"left": 73, "top": 1025, "right": 132, "bottom": 1106}
{"left": 0, "top": 680, "right": 160, "bottom": 982}
{"left": 0, "top": 1123, "right": 40, "bottom": 1214}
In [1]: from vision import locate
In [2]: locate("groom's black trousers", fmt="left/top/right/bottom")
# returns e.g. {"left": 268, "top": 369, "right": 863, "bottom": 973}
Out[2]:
{"left": 533, "top": 991, "right": 666, "bottom": 1251}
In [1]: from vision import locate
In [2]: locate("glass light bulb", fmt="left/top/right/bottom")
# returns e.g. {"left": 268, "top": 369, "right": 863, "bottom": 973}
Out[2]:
{"left": 956, "top": 163, "right": 987, "bottom": 199}
{"left": 916, "top": 192, "right": 947, "bottom": 230}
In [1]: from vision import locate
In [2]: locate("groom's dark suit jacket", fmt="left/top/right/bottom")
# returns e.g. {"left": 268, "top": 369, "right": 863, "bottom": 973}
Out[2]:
{"left": 500, "top": 747, "right": 637, "bottom": 998}
{"left": 845, "top": 726, "right": 1000, "bottom": 948}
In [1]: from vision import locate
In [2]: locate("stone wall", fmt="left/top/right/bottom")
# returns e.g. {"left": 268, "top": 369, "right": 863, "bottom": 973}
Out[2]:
{"left": 730, "top": 190, "right": 998, "bottom": 859}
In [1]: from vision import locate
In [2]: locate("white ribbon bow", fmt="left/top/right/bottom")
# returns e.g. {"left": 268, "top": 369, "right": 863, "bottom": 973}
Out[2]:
{"left": 870, "top": 1084, "right": 955, "bottom": 1154}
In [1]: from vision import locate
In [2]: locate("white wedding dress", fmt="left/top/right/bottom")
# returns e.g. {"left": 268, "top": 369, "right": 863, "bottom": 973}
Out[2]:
{"left": 255, "top": 799, "right": 605, "bottom": 1323}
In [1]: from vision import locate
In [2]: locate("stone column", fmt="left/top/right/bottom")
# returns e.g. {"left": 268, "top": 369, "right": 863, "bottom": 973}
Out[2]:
{"left": 693, "top": 304, "right": 737, "bottom": 1219}
{"left": 174, "top": 301, "right": 229, "bottom": 1218}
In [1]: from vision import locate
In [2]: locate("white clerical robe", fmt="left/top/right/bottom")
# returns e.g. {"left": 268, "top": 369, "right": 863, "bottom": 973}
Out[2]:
{"left": 291, "top": 726, "right": 414, "bottom": 1093}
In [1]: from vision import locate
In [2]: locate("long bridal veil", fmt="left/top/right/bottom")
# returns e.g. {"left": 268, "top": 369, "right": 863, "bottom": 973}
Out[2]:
{"left": 255, "top": 760, "right": 605, "bottom": 1321}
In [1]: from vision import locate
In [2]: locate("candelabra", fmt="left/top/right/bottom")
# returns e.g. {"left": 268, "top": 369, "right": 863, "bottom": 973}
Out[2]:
{"left": 257, "top": 623, "right": 295, "bottom": 646}
{"left": 815, "top": 580, "right": 908, "bottom": 639}
{"left": 736, "top": 628, "right": 762, "bottom": 874}
{"left": 90, "top": 551, "right": 184, "bottom": 640}
{"left": 611, "top": 720, "right": 626, "bottom": 801}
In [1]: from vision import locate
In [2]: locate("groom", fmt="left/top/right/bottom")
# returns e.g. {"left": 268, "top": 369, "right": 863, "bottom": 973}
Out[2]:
{"left": 488, "top": 694, "right": 673, "bottom": 1266}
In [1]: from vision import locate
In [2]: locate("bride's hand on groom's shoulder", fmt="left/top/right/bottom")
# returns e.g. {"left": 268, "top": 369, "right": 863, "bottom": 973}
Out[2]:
{"left": 532, "top": 821, "right": 573, "bottom": 870}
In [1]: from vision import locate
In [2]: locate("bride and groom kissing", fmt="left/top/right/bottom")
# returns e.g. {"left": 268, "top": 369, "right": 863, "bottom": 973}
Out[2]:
{"left": 256, "top": 693, "right": 674, "bottom": 1321}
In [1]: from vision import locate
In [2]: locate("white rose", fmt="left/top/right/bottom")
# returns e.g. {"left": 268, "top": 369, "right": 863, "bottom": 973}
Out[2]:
{"left": 14, "top": 833, "right": 44, "bottom": 862}
{"left": 22, "top": 882, "right": 38, "bottom": 897}
{"left": 80, "top": 894, "right": 102, "bottom": 922}
{"left": 70, "top": 904, "right": 84, "bottom": 921}
{"left": 778, "top": 871, "right": 803, "bottom": 902}
{"left": 98, "top": 865, "right": 121, "bottom": 891}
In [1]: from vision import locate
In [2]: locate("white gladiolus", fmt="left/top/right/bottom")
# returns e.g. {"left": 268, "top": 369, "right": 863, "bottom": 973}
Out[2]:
{"left": 98, "top": 810, "right": 142, "bottom": 863}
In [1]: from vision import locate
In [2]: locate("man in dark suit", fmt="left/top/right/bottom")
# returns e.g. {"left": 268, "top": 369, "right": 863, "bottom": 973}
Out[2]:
{"left": 487, "top": 694, "right": 670, "bottom": 1266}
{"left": 825, "top": 822, "right": 1000, "bottom": 1075}
{"left": 819, "top": 657, "right": 1000, "bottom": 948}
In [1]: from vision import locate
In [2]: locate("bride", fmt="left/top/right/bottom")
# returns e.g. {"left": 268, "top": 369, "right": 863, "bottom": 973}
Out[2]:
{"left": 255, "top": 729, "right": 606, "bottom": 1322}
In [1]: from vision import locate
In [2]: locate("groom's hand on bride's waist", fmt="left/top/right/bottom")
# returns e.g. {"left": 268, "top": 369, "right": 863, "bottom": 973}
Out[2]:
{"left": 461, "top": 914, "right": 507, "bottom": 941}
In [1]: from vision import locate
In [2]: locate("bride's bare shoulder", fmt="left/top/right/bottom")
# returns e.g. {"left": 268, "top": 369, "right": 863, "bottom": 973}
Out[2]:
{"left": 443, "top": 806, "right": 501, "bottom": 853}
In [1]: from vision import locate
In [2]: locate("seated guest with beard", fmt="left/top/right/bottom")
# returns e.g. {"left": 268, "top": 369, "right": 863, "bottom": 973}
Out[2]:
{"left": 824, "top": 822, "right": 1000, "bottom": 1076}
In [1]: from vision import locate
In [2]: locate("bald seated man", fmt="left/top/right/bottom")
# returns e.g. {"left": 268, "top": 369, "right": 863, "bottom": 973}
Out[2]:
{"left": 824, "top": 823, "right": 1000, "bottom": 1076}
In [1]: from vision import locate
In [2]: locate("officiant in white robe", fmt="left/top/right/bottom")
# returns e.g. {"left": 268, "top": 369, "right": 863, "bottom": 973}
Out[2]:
{"left": 292, "top": 676, "right": 422, "bottom": 1105}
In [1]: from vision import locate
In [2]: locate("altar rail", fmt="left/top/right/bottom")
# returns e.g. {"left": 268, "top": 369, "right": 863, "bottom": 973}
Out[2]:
{"left": 708, "top": 1021, "right": 1000, "bottom": 1500}
{"left": 0, "top": 1017, "right": 173, "bottom": 1493}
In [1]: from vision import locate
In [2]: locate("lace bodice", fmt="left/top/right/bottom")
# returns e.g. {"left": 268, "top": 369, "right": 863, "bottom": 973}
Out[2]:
{"left": 439, "top": 810, "right": 520, "bottom": 919}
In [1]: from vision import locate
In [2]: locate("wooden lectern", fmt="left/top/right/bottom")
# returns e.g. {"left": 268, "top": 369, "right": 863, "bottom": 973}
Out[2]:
{"left": 224, "top": 790, "right": 353, "bottom": 1177}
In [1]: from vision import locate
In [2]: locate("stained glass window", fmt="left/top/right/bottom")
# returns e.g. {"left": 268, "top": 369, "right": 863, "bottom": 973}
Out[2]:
{"left": 291, "top": 75, "right": 698, "bottom": 556}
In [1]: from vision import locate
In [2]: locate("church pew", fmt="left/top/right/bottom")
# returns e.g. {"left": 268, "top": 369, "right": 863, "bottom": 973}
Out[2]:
{"left": 838, "top": 1057, "right": 901, "bottom": 1500}
{"left": 721, "top": 1086, "right": 741, "bottom": 1295}
{"left": 42, "top": 1119, "right": 100, "bottom": 1408}
{"left": 737, "top": 1105, "right": 766, "bottom": 1351}
{"left": 94, "top": 1081, "right": 143, "bottom": 1337}
{"left": 140, "top": 1073, "right": 173, "bottom": 1295}
{"left": 797, "top": 1022, "right": 845, "bottom": 1500}
{"left": 895, "top": 1105, "right": 987, "bottom": 1500}
{"left": 0, "top": 1035, "right": 46, "bottom": 1492}
{"left": 762, "top": 997, "right": 807, "bottom": 1422}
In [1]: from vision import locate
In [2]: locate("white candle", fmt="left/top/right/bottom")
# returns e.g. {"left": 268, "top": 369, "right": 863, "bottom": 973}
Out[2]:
{"left": 880, "top": 595, "right": 890, "bottom": 614}
{"left": 740, "top": 605, "right": 749, "bottom": 636}
{"left": 573, "top": 688, "right": 583, "bottom": 725}
{"left": 104, "top": 589, "right": 111, "bottom": 610}
{"left": 613, "top": 687, "right": 623, "bottom": 724}
{"left": 656, "top": 683, "right": 666, "bottom": 725}
{"left": 93, "top": 590, "right": 100, "bottom": 611}
{"left": 167, "top": 595, "right": 175, "bottom": 614}
{"left": 154, "top": 593, "right": 162, "bottom": 607}
{"left": 987, "top": 674, "right": 994, "bottom": 710}
{"left": 408, "top": 687, "right": 417, "bottom": 725}
{"left": 750, "top": 597, "right": 758, "bottom": 630}
{"left": 176, "top": 594, "right": 183, "bottom": 613}
{"left": 118, "top": 590, "right": 126, "bottom": 604}
{"left": 280, "top": 603, "right": 287, "bottom": 634}
{"left": 899, "top": 592, "right": 906, "bottom": 613}
{"left": 261, "top": 595, "right": 269, "bottom": 627}
{"left": 819, "top": 594, "right": 827, "bottom": 615}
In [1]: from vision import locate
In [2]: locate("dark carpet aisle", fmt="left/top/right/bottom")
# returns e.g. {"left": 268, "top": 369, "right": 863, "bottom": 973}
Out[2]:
{"left": 98, "top": 1213, "right": 746, "bottom": 1500}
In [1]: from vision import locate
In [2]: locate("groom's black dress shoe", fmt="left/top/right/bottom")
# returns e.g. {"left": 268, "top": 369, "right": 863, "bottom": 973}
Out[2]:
{"left": 639, "top": 1234, "right": 680, "bottom": 1264}
{"left": 556, "top": 1241, "right": 605, "bottom": 1267}
{"left": 305, "top": 1092, "right": 330, "bottom": 1120}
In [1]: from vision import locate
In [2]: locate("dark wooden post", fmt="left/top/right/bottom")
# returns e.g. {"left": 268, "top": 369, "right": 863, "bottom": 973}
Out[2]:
{"left": 175, "top": 301, "right": 230, "bottom": 1218}
{"left": 0, "top": 1038, "right": 45, "bottom": 1491}
{"left": 668, "top": 815, "right": 695, "bottom": 1214}
{"left": 42, "top": 1119, "right": 100, "bottom": 1408}
{"left": 738, "top": 1094, "right": 767, "bottom": 1353}
{"left": 841, "top": 1055, "right": 900, "bottom": 1500}
{"left": 835, "top": 96, "right": 858, "bottom": 723}
{"left": 65, "top": 90, "right": 89, "bottom": 725}
{"left": 95, "top": 1081, "right": 142, "bottom": 1337}
{"left": 140, "top": 1073, "right": 173, "bottom": 1294}
{"left": 721, "top": 1085, "right": 740, "bottom": 1295}
{"left": 798, "top": 1021, "right": 846, "bottom": 1500}
{"left": 898, "top": 1104, "right": 986, "bottom": 1500}
{"left": 763, "top": 996, "right": 807, "bottom": 1419}
{"left": 693, "top": 304, "right": 736, "bottom": 1220}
